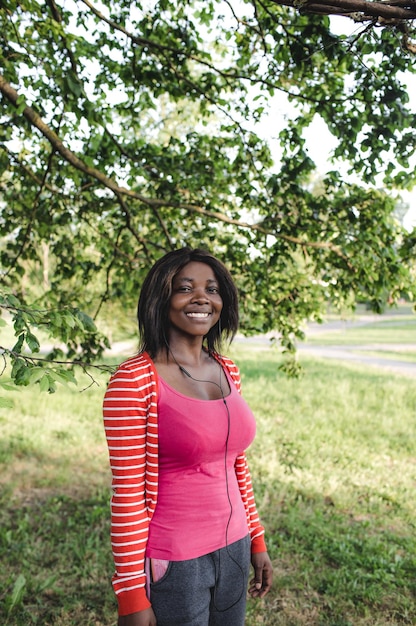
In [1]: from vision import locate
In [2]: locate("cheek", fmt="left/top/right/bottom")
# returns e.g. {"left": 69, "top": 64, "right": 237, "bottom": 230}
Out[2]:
{"left": 169, "top": 295, "right": 184, "bottom": 311}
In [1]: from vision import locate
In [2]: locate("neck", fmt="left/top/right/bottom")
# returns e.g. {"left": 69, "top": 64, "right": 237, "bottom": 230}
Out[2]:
{"left": 163, "top": 335, "right": 209, "bottom": 368}
{"left": 169, "top": 347, "right": 210, "bottom": 370}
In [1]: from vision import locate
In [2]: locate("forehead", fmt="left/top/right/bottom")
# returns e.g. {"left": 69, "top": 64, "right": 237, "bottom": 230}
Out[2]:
{"left": 173, "top": 261, "right": 218, "bottom": 282}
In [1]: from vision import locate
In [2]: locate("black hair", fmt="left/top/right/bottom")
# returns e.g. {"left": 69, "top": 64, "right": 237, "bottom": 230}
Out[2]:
{"left": 137, "top": 247, "right": 239, "bottom": 357}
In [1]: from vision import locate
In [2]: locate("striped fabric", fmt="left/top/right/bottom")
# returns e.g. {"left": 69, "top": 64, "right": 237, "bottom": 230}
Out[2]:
{"left": 103, "top": 351, "right": 267, "bottom": 616}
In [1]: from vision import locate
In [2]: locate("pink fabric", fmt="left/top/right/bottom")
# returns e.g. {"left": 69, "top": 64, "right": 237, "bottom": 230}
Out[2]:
{"left": 146, "top": 370, "right": 256, "bottom": 560}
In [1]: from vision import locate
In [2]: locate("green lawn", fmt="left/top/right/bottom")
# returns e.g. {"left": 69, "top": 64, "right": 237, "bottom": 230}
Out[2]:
{"left": 1, "top": 344, "right": 416, "bottom": 625}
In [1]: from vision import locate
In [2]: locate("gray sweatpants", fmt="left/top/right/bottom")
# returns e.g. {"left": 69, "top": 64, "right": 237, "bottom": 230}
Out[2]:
{"left": 149, "top": 535, "right": 251, "bottom": 626}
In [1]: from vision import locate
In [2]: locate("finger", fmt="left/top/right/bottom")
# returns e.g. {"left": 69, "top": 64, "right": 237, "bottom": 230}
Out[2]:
{"left": 256, "top": 568, "right": 273, "bottom": 598}
{"left": 248, "top": 574, "right": 263, "bottom": 597}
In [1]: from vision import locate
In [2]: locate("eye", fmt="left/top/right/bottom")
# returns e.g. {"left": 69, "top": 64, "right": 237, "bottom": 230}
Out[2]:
{"left": 207, "top": 286, "right": 219, "bottom": 294}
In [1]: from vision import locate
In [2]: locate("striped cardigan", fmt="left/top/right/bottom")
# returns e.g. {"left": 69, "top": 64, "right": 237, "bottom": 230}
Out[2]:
{"left": 103, "top": 351, "right": 267, "bottom": 616}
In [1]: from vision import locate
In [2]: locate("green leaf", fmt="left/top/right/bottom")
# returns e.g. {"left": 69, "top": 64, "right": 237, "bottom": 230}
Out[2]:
{"left": 25, "top": 331, "right": 40, "bottom": 353}
{"left": 39, "top": 375, "right": 51, "bottom": 393}
{"left": 28, "top": 367, "right": 46, "bottom": 384}
{"left": 0, "top": 379, "right": 17, "bottom": 391}
{"left": 7, "top": 573, "right": 26, "bottom": 615}
{"left": 5, "top": 294, "right": 20, "bottom": 308}
{"left": 15, "top": 94, "right": 27, "bottom": 115}
{"left": 11, "top": 335, "right": 24, "bottom": 354}
{"left": 50, "top": 370, "right": 76, "bottom": 387}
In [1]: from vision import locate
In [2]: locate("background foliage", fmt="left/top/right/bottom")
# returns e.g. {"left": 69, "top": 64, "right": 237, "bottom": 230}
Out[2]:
{"left": 1, "top": 0, "right": 416, "bottom": 388}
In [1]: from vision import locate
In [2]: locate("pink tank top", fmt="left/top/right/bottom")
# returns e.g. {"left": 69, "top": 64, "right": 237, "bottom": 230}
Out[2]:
{"left": 146, "top": 370, "right": 256, "bottom": 560}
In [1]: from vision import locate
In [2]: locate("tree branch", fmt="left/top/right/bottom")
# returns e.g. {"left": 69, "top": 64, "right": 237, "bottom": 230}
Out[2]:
{"left": 0, "top": 73, "right": 352, "bottom": 263}
{"left": 0, "top": 144, "right": 62, "bottom": 195}
{"left": 80, "top": 0, "right": 329, "bottom": 105}
{"left": 0, "top": 346, "right": 115, "bottom": 371}
{"left": 271, "top": 0, "right": 416, "bottom": 21}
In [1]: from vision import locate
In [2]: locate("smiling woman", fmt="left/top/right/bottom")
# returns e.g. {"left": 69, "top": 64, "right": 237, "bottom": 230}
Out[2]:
{"left": 137, "top": 248, "right": 239, "bottom": 359}
{"left": 102, "top": 247, "right": 273, "bottom": 626}
{"left": 168, "top": 261, "right": 223, "bottom": 347}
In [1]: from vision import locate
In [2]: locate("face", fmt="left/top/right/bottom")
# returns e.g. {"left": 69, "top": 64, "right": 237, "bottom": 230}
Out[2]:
{"left": 168, "top": 261, "right": 223, "bottom": 340}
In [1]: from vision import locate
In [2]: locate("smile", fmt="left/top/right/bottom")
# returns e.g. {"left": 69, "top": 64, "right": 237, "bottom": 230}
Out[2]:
{"left": 186, "top": 312, "right": 210, "bottom": 318}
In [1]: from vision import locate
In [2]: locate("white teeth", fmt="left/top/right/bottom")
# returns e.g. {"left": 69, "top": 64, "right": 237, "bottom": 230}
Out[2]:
{"left": 187, "top": 312, "right": 209, "bottom": 318}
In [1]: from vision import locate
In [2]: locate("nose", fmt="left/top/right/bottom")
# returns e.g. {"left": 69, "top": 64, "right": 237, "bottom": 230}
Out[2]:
{"left": 191, "top": 287, "right": 209, "bottom": 303}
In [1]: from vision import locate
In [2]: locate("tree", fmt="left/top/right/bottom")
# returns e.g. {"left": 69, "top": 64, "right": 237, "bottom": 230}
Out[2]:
{"left": 0, "top": 0, "right": 415, "bottom": 393}
{"left": 270, "top": 0, "right": 416, "bottom": 53}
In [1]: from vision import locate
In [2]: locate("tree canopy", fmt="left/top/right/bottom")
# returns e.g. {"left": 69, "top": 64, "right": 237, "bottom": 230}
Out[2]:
{"left": 1, "top": 0, "right": 416, "bottom": 393}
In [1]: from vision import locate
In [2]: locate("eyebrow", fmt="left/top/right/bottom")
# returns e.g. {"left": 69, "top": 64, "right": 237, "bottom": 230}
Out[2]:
{"left": 176, "top": 277, "right": 218, "bottom": 284}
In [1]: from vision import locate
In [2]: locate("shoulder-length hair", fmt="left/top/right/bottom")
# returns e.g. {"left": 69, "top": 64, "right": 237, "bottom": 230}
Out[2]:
{"left": 137, "top": 247, "right": 239, "bottom": 357}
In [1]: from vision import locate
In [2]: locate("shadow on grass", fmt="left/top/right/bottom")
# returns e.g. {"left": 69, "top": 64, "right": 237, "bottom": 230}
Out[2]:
{"left": 247, "top": 483, "right": 416, "bottom": 626}
{"left": 0, "top": 489, "right": 116, "bottom": 626}
{"left": 1, "top": 484, "right": 415, "bottom": 626}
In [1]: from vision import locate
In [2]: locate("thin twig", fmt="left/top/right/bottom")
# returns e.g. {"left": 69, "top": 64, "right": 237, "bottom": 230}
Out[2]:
{"left": 0, "top": 346, "right": 116, "bottom": 372}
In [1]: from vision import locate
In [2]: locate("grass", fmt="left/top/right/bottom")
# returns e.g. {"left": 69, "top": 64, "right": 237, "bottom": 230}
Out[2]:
{"left": 235, "top": 348, "right": 416, "bottom": 625}
{"left": 1, "top": 340, "right": 416, "bottom": 625}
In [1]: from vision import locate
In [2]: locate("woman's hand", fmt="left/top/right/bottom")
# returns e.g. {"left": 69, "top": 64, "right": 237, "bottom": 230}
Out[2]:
{"left": 248, "top": 551, "right": 273, "bottom": 599}
{"left": 118, "top": 607, "right": 157, "bottom": 626}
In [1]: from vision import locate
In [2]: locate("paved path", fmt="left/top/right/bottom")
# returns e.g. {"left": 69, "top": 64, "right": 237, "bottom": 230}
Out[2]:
{"left": 234, "top": 315, "right": 416, "bottom": 378}
{"left": 298, "top": 343, "right": 416, "bottom": 378}
{"left": 298, "top": 316, "right": 416, "bottom": 377}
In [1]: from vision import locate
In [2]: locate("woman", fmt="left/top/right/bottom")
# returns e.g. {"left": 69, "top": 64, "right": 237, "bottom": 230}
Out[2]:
{"left": 103, "top": 248, "right": 273, "bottom": 626}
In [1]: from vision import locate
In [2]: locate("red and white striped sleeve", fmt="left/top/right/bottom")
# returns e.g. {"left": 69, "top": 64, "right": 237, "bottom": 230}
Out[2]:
{"left": 234, "top": 452, "right": 267, "bottom": 553}
{"left": 103, "top": 354, "right": 159, "bottom": 616}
